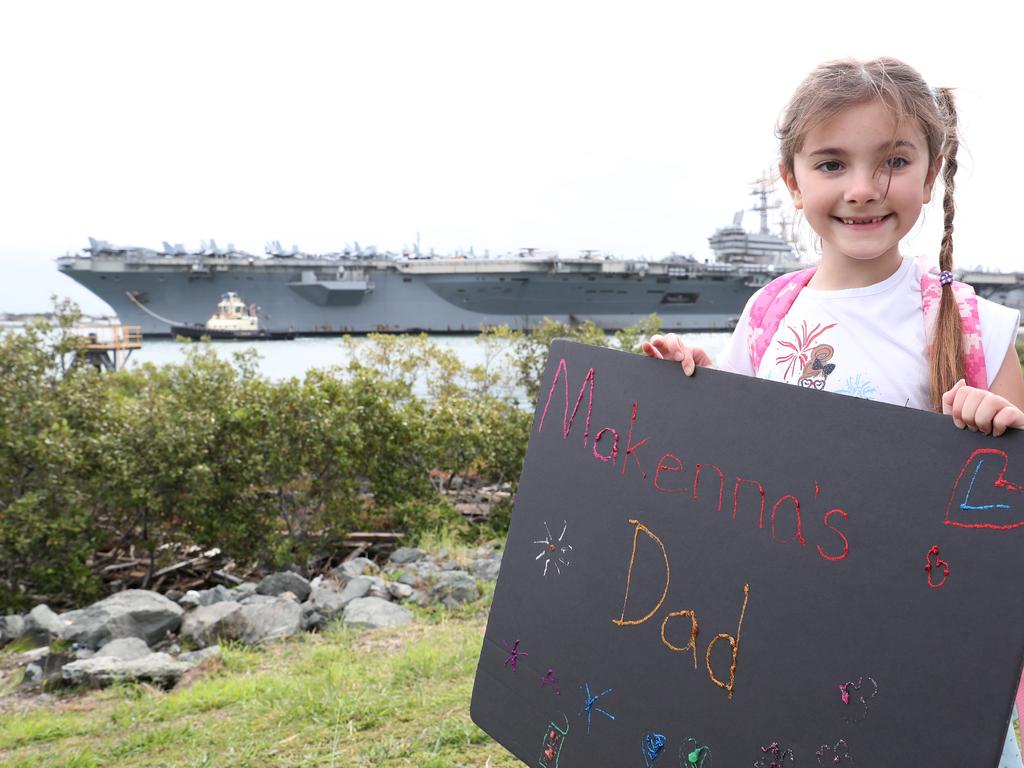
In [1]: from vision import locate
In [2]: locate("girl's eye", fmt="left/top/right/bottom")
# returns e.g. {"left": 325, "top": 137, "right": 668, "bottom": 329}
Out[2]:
{"left": 816, "top": 160, "right": 843, "bottom": 172}
{"left": 886, "top": 156, "right": 909, "bottom": 169}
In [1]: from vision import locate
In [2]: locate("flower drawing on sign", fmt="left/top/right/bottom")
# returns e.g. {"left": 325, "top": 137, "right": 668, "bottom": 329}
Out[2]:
{"left": 538, "top": 714, "right": 569, "bottom": 768}
{"left": 774, "top": 320, "right": 836, "bottom": 381}
{"left": 816, "top": 739, "right": 853, "bottom": 765}
{"left": 534, "top": 520, "right": 573, "bottom": 576}
{"left": 540, "top": 668, "right": 561, "bottom": 695}
{"left": 681, "top": 737, "right": 712, "bottom": 767}
{"left": 838, "top": 676, "right": 879, "bottom": 723}
{"left": 754, "top": 741, "right": 794, "bottom": 768}
{"left": 642, "top": 731, "right": 667, "bottom": 767}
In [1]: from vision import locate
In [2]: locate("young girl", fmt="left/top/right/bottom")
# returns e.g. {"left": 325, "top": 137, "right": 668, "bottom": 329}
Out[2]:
{"left": 644, "top": 57, "right": 1024, "bottom": 762}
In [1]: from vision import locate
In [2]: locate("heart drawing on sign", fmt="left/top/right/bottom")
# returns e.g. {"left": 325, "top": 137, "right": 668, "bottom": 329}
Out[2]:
{"left": 944, "top": 448, "right": 1024, "bottom": 530}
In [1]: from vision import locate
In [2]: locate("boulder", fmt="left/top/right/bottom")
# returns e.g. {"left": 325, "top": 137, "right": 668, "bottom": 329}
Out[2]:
{"left": 179, "top": 585, "right": 234, "bottom": 609}
{"left": 239, "top": 594, "right": 281, "bottom": 606}
{"left": 229, "top": 583, "right": 258, "bottom": 601}
{"left": 429, "top": 571, "right": 480, "bottom": 606}
{"left": 257, "top": 572, "right": 311, "bottom": 602}
{"left": 61, "top": 652, "right": 192, "bottom": 688}
{"left": 179, "top": 601, "right": 242, "bottom": 648}
{"left": 470, "top": 554, "right": 502, "bottom": 581}
{"left": 95, "top": 637, "right": 151, "bottom": 661}
{"left": 305, "top": 577, "right": 370, "bottom": 621}
{"left": 387, "top": 582, "right": 415, "bottom": 601}
{"left": 60, "top": 590, "right": 183, "bottom": 650}
{"left": 219, "top": 596, "right": 302, "bottom": 645}
{"left": 23, "top": 605, "right": 66, "bottom": 646}
{"left": 388, "top": 547, "right": 427, "bottom": 565}
{"left": 20, "top": 651, "right": 73, "bottom": 688}
{"left": 331, "top": 557, "right": 379, "bottom": 581}
{"left": 178, "top": 645, "right": 222, "bottom": 666}
{"left": 0, "top": 614, "right": 25, "bottom": 647}
{"left": 342, "top": 597, "right": 414, "bottom": 629}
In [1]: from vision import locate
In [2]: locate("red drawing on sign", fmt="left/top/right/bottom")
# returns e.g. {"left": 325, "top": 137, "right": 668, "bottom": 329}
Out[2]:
{"left": 925, "top": 546, "right": 950, "bottom": 589}
{"left": 944, "top": 448, "right": 1024, "bottom": 530}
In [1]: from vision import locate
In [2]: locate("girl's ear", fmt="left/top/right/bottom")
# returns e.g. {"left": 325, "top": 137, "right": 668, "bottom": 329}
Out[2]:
{"left": 922, "top": 154, "right": 943, "bottom": 204}
{"left": 779, "top": 162, "right": 803, "bottom": 209}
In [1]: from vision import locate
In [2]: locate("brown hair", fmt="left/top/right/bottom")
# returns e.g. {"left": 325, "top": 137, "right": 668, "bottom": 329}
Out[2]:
{"left": 776, "top": 58, "right": 961, "bottom": 410}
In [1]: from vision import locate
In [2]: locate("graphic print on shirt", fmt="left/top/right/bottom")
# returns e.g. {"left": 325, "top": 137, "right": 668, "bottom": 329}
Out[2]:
{"left": 773, "top": 320, "right": 837, "bottom": 383}
{"left": 834, "top": 373, "right": 878, "bottom": 400}
{"left": 797, "top": 344, "right": 836, "bottom": 390}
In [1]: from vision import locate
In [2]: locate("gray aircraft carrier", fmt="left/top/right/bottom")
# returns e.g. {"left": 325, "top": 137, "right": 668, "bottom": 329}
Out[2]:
{"left": 55, "top": 186, "right": 1023, "bottom": 337}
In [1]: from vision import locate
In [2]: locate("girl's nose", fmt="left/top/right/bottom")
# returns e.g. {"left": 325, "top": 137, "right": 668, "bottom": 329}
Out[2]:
{"left": 843, "top": 168, "right": 883, "bottom": 204}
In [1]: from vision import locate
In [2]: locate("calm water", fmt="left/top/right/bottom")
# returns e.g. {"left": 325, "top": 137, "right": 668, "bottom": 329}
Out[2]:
{"left": 126, "top": 332, "right": 733, "bottom": 381}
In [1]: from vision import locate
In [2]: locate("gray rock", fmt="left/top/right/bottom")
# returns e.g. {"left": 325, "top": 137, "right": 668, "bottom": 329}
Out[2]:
{"left": 180, "top": 601, "right": 242, "bottom": 648}
{"left": 61, "top": 652, "right": 192, "bottom": 688}
{"left": 95, "top": 637, "right": 151, "bottom": 661}
{"left": 23, "top": 663, "right": 43, "bottom": 685}
{"left": 470, "top": 554, "right": 502, "bottom": 581}
{"left": 332, "top": 557, "right": 380, "bottom": 581}
{"left": 74, "top": 648, "right": 95, "bottom": 661}
{"left": 229, "top": 582, "right": 258, "bottom": 600}
{"left": 365, "top": 576, "right": 391, "bottom": 601}
{"left": 387, "top": 582, "right": 414, "bottom": 601}
{"left": 429, "top": 571, "right": 480, "bottom": 605}
{"left": 302, "top": 610, "right": 326, "bottom": 632}
{"left": 21, "top": 646, "right": 50, "bottom": 663}
{"left": 305, "top": 577, "right": 371, "bottom": 621}
{"left": 239, "top": 594, "right": 280, "bottom": 606}
{"left": 178, "top": 645, "right": 221, "bottom": 666}
{"left": 257, "top": 572, "right": 311, "bottom": 602}
{"left": 178, "top": 590, "right": 203, "bottom": 609}
{"left": 20, "top": 652, "right": 73, "bottom": 688}
{"left": 0, "top": 614, "right": 25, "bottom": 646}
{"left": 395, "top": 560, "right": 441, "bottom": 588}
{"left": 219, "top": 596, "right": 302, "bottom": 645}
{"left": 60, "top": 590, "right": 184, "bottom": 650}
{"left": 388, "top": 547, "right": 427, "bottom": 565}
{"left": 199, "top": 585, "right": 233, "bottom": 605}
{"left": 23, "top": 605, "right": 66, "bottom": 645}
{"left": 342, "top": 597, "right": 414, "bottom": 629}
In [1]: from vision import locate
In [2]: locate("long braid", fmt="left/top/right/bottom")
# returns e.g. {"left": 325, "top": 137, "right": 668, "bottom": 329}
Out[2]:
{"left": 929, "top": 87, "right": 964, "bottom": 409}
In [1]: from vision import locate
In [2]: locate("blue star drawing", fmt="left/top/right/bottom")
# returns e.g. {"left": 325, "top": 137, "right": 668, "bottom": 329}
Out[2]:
{"left": 834, "top": 374, "right": 876, "bottom": 400}
{"left": 577, "top": 682, "right": 615, "bottom": 735}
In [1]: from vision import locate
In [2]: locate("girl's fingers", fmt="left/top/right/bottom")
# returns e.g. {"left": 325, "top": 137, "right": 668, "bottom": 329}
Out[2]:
{"left": 941, "top": 378, "right": 966, "bottom": 420}
{"left": 957, "top": 387, "right": 985, "bottom": 431}
{"left": 972, "top": 395, "right": 1001, "bottom": 435}
{"left": 642, "top": 340, "right": 664, "bottom": 359}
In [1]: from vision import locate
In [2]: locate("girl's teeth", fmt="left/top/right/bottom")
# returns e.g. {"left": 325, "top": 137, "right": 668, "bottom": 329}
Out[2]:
{"left": 842, "top": 216, "right": 885, "bottom": 224}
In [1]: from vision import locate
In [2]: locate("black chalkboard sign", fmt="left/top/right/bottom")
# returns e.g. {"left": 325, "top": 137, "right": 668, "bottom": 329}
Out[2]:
{"left": 471, "top": 340, "right": 1024, "bottom": 768}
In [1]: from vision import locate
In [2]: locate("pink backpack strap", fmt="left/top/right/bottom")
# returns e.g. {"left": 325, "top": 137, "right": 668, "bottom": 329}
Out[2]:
{"left": 747, "top": 267, "right": 817, "bottom": 372}
{"left": 920, "top": 271, "right": 987, "bottom": 388}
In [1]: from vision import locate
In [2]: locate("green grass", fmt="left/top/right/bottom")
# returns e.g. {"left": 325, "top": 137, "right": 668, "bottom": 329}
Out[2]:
{"left": 0, "top": 592, "right": 518, "bottom": 768}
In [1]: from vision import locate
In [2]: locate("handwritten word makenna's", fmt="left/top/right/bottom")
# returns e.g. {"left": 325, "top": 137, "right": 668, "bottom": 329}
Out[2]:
{"left": 537, "top": 358, "right": 851, "bottom": 562}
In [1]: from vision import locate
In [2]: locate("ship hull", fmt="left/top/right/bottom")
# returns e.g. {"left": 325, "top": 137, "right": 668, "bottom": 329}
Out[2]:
{"left": 169, "top": 325, "right": 296, "bottom": 341}
{"left": 58, "top": 256, "right": 767, "bottom": 336}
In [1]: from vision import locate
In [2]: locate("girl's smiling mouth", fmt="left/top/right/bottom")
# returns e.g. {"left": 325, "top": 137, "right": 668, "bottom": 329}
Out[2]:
{"left": 834, "top": 214, "right": 893, "bottom": 227}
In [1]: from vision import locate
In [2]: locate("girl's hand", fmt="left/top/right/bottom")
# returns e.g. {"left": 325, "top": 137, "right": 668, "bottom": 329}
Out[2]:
{"left": 642, "top": 333, "right": 713, "bottom": 376}
{"left": 941, "top": 379, "right": 1024, "bottom": 437}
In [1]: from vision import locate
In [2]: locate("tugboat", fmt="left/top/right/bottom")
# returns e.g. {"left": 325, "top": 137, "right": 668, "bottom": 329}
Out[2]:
{"left": 171, "top": 292, "right": 295, "bottom": 340}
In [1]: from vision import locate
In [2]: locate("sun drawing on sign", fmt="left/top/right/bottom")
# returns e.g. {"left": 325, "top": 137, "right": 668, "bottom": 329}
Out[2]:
{"left": 534, "top": 520, "right": 573, "bottom": 576}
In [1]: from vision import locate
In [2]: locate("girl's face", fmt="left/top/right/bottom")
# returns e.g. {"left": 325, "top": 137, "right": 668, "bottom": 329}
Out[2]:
{"left": 781, "top": 100, "right": 940, "bottom": 277}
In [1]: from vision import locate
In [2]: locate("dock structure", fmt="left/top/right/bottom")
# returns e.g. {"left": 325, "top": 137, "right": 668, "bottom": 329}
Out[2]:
{"left": 75, "top": 324, "right": 142, "bottom": 372}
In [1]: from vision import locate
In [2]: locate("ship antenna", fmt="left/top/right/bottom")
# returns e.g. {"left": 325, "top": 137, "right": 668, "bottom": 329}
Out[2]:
{"left": 750, "top": 170, "right": 780, "bottom": 235}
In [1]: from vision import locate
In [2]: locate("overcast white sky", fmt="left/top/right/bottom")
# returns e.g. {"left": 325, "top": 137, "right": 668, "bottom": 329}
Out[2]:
{"left": 1, "top": 0, "right": 1019, "bottom": 314}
